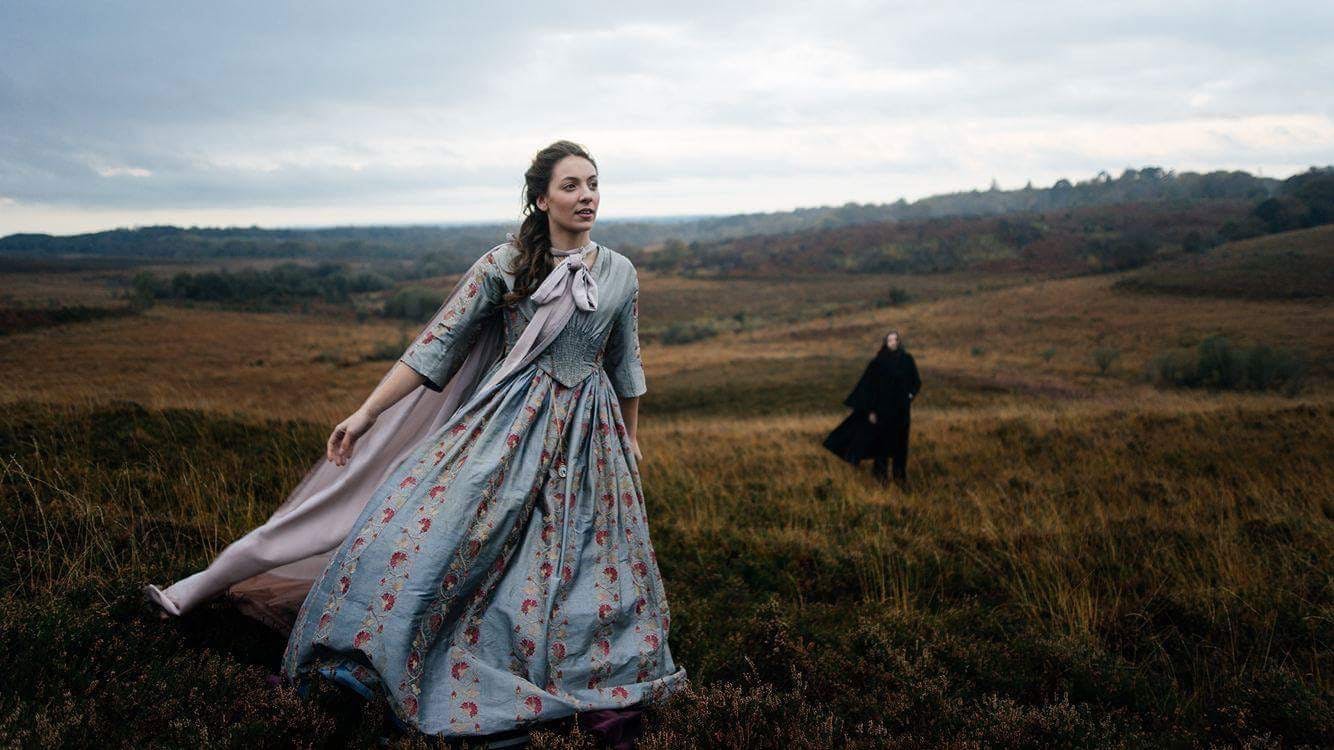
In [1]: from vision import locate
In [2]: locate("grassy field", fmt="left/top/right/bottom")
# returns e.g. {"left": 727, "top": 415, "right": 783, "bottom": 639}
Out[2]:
{"left": 1111, "top": 224, "right": 1334, "bottom": 301}
{"left": 0, "top": 230, "right": 1330, "bottom": 747}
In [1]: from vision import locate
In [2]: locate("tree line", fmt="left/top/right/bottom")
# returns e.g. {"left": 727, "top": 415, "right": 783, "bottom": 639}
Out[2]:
{"left": 3, "top": 165, "right": 1316, "bottom": 271}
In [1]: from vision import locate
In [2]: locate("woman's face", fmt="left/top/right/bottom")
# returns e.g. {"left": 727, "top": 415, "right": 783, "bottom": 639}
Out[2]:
{"left": 885, "top": 333, "right": 899, "bottom": 350}
{"left": 537, "top": 155, "right": 599, "bottom": 235}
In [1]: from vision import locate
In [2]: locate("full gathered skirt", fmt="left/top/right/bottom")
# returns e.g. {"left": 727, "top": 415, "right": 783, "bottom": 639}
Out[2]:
{"left": 280, "top": 363, "right": 686, "bottom": 737}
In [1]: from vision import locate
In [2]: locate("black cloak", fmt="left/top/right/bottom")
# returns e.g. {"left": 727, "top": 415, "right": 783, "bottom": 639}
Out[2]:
{"left": 822, "top": 347, "right": 921, "bottom": 465}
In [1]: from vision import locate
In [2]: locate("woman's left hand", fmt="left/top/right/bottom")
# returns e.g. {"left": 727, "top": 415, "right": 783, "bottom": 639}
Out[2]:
{"left": 630, "top": 436, "right": 643, "bottom": 462}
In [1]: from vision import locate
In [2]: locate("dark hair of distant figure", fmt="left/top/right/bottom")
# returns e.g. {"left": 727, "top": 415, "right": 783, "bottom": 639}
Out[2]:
{"left": 504, "top": 140, "right": 599, "bottom": 306}
{"left": 878, "top": 329, "right": 906, "bottom": 356}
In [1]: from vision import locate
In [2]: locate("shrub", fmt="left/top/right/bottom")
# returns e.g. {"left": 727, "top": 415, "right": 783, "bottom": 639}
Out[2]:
{"left": 661, "top": 322, "right": 718, "bottom": 345}
{"left": 155, "top": 262, "right": 358, "bottom": 307}
{"left": 1084, "top": 226, "right": 1161, "bottom": 271}
{"left": 1146, "top": 334, "right": 1305, "bottom": 394}
{"left": 1092, "top": 347, "right": 1120, "bottom": 375}
{"left": 381, "top": 287, "right": 444, "bottom": 320}
{"left": 872, "top": 287, "right": 911, "bottom": 308}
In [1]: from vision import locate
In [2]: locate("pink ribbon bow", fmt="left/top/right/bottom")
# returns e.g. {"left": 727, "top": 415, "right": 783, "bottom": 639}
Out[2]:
{"left": 533, "top": 247, "right": 599, "bottom": 312}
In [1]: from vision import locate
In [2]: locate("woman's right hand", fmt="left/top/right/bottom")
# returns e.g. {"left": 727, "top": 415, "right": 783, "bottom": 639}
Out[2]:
{"left": 867, "top": 411, "right": 877, "bottom": 425}
{"left": 327, "top": 409, "right": 377, "bottom": 467}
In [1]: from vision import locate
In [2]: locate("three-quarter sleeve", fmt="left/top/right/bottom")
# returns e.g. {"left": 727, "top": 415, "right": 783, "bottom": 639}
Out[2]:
{"left": 603, "top": 274, "right": 647, "bottom": 399}
{"left": 399, "top": 249, "right": 505, "bottom": 392}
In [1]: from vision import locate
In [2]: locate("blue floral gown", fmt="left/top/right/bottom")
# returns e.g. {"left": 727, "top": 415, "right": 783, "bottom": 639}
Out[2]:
{"left": 280, "top": 240, "right": 687, "bottom": 737}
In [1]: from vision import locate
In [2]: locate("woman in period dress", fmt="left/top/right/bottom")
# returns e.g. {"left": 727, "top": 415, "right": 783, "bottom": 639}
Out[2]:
{"left": 144, "top": 140, "right": 687, "bottom": 744}
{"left": 823, "top": 329, "right": 921, "bottom": 486}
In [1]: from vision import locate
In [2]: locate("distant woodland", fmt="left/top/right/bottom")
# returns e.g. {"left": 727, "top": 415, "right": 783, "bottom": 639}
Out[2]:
{"left": 3, "top": 166, "right": 1331, "bottom": 315}
{"left": 4, "top": 166, "right": 1327, "bottom": 269}
{"left": 637, "top": 166, "right": 1334, "bottom": 276}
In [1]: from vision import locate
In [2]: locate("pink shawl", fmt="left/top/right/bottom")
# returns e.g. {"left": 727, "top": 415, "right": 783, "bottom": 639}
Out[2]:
{"left": 145, "top": 235, "right": 601, "bottom": 632}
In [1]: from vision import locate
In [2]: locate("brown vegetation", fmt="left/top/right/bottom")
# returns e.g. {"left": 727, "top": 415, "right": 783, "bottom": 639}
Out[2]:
{"left": 0, "top": 225, "right": 1329, "bottom": 747}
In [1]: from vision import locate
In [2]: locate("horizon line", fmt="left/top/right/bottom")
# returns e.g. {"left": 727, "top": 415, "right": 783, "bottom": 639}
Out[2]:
{"left": 5, "top": 162, "right": 1325, "bottom": 240}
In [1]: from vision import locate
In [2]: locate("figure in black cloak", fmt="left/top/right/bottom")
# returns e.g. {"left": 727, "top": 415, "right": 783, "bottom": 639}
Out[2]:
{"left": 823, "top": 329, "right": 921, "bottom": 486}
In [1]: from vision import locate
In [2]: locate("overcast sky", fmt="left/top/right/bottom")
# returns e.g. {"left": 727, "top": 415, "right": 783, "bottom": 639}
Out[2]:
{"left": 1, "top": 1, "right": 1331, "bottom": 235}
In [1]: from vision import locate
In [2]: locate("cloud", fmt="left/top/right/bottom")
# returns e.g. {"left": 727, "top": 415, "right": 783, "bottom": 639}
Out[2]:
{"left": 1, "top": 0, "right": 1331, "bottom": 234}
{"left": 95, "top": 166, "right": 153, "bottom": 178}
